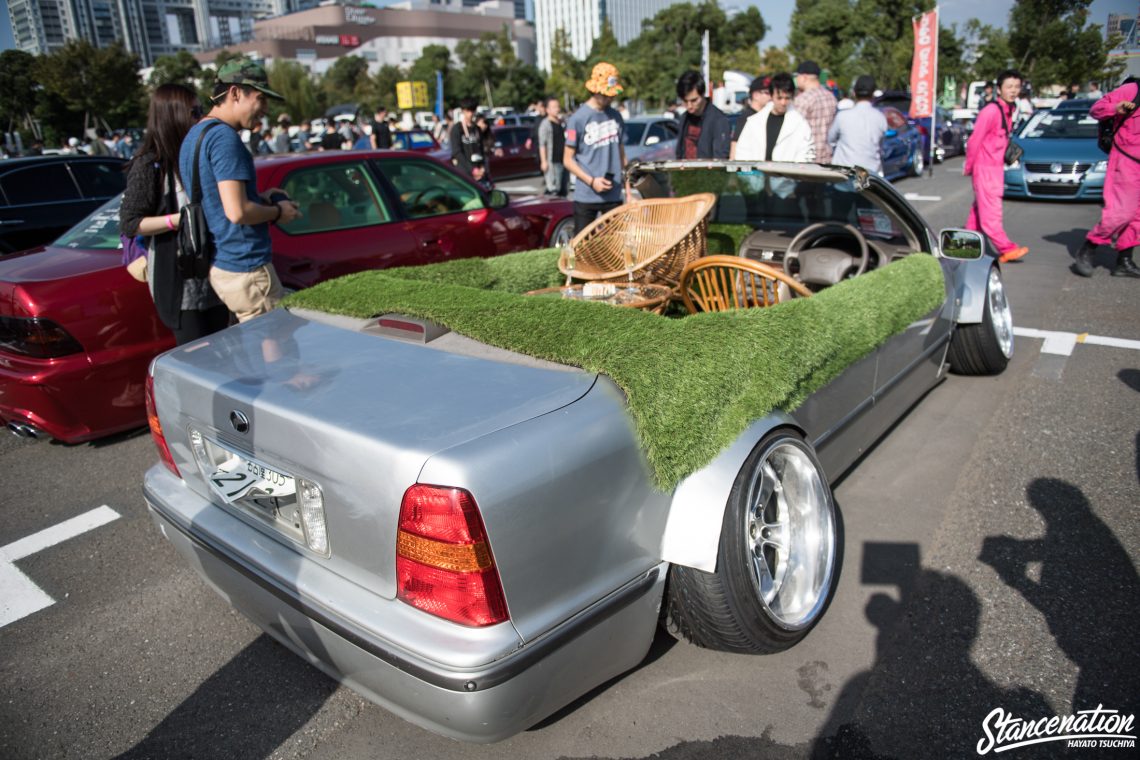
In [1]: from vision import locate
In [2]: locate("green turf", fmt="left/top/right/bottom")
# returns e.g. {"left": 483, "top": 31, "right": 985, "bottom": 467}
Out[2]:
{"left": 285, "top": 248, "right": 945, "bottom": 490}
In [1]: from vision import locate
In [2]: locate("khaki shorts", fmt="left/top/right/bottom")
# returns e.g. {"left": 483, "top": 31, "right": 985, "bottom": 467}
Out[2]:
{"left": 209, "top": 264, "right": 284, "bottom": 323}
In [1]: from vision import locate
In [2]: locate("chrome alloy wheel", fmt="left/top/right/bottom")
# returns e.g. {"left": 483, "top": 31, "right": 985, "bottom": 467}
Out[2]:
{"left": 743, "top": 440, "right": 836, "bottom": 630}
{"left": 988, "top": 267, "right": 1014, "bottom": 358}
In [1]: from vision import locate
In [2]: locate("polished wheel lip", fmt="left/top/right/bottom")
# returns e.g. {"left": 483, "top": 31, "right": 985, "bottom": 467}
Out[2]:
{"left": 989, "top": 267, "right": 1015, "bottom": 358}
{"left": 743, "top": 439, "right": 835, "bottom": 631}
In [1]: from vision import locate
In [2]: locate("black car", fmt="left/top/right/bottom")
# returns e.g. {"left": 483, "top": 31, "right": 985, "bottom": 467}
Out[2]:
{"left": 0, "top": 155, "right": 127, "bottom": 254}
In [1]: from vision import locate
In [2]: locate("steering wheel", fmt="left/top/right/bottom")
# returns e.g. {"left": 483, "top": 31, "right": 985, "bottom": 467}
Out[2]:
{"left": 405, "top": 187, "right": 451, "bottom": 212}
{"left": 783, "top": 223, "right": 870, "bottom": 288}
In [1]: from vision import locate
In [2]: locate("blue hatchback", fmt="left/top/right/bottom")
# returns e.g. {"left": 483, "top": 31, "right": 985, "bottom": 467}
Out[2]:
{"left": 1003, "top": 100, "right": 1107, "bottom": 201}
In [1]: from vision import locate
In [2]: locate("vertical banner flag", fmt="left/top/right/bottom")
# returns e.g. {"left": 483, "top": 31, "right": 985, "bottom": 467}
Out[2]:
{"left": 909, "top": 8, "right": 939, "bottom": 120}
{"left": 436, "top": 70, "right": 444, "bottom": 118}
{"left": 702, "top": 30, "right": 711, "bottom": 97}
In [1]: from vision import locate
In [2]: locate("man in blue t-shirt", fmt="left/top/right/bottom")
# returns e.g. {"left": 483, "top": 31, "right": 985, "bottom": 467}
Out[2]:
{"left": 564, "top": 62, "right": 627, "bottom": 233}
{"left": 180, "top": 59, "right": 301, "bottom": 322}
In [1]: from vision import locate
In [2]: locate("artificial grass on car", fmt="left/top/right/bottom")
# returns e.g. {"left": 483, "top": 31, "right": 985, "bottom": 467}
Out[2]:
{"left": 284, "top": 248, "right": 945, "bottom": 491}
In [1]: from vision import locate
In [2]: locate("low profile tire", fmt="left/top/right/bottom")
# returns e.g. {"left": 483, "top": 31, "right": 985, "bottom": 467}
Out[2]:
{"left": 549, "top": 218, "right": 575, "bottom": 247}
{"left": 665, "top": 431, "right": 838, "bottom": 653}
{"left": 948, "top": 265, "right": 1014, "bottom": 375}
{"left": 910, "top": 146, "right": 925, "bottom": 176}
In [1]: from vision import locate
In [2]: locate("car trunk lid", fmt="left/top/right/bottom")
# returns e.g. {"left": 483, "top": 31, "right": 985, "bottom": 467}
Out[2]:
{"left": 152, "top": 308, "right": 596, "bottom": 600}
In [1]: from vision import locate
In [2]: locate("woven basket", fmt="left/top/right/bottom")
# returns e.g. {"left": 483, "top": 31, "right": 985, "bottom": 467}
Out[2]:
{"left": 558, "top": 193, "right": 716, "bottom": 286}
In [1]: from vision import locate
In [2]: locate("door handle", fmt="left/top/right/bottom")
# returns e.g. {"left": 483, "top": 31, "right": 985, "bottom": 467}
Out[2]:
{"left": 420, "top": 238, "right": 441, "bottom": 248}
{"left": 0, "top": 220, "right": 26, "bottom": 225}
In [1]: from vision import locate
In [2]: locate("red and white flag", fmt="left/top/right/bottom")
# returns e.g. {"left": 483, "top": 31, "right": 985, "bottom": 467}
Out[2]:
{"left": 909, "top": 9, "right": 939, "bottom": 119}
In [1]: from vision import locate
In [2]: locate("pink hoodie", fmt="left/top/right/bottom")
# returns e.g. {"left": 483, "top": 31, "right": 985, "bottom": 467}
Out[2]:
{"left": 1090, "top": 81, "right": 1140, "bottom": 157}
{"left": 963, "top": 99, "right": 1015, "bottom": 176}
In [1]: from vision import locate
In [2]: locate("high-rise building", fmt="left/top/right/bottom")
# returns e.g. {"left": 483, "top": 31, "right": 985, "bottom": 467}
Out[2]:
{"left": 1107, "top": 12, "right": 1138, "bottom": 50}
{"left": 533, "top": 0, "right": 674, "bottom": 74}
{"left": 4, "top": 0, "right": 321, "bottom": 64}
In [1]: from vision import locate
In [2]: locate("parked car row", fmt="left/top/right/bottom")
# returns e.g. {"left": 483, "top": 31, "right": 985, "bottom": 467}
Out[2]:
{"left": 0, "top": 150, "right": 574, "bottom": 443}
{"left": 0, "top": 155, "right": 126, "bottom": 254}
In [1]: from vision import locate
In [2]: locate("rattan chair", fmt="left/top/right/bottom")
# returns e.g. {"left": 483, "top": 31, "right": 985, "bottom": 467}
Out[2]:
{"left": 558, "top": 193, "right": 717, "bottom": 286}
{"left": 679, "top": 255, "right": 812, "bottom": 313}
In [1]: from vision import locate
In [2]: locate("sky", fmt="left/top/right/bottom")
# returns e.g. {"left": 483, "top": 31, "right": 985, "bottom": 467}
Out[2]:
{"left": 752, "top": 0, "right": 1139, "bottom": 48}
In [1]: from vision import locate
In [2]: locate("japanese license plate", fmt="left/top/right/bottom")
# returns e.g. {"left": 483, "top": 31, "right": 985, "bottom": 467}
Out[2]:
{"left": 207, "top": 454, "right": 296, "bottom": 504}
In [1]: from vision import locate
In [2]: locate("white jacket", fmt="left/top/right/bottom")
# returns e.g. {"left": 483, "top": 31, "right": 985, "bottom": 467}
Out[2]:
{"left": 735, "top": 104, "right": 816, "bottom": 163}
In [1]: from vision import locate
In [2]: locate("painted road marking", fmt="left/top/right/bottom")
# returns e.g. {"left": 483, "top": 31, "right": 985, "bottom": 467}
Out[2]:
{"left": 0, "top": 506, "right": 121, "bottom": 628}
{"left": 1014, "top": 327, "right": 1140, "bottom": 356}
{"left": 903, "top": 193, "right": 943, "bottom": 202}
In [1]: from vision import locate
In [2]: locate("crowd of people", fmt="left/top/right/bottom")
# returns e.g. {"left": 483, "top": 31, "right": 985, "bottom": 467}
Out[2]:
{"left": 73, "top": 54, "right": 1138, "bottom": 336}
{"left": 549, "top": 61, "right": 1139, "bottom": 279}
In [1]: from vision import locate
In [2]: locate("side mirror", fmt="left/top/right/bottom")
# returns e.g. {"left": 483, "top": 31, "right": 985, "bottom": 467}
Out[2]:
{"left": 645, "top": 135, "right": 661, "bottom": 146}
{"left": 940, "top": 228, "right": 986, "bottom": 260}
{"left": 885, "top": 129, "right": 898, "bottom": 138}
{"left": 488, "top": 189, "right": 510, "bottom": 209}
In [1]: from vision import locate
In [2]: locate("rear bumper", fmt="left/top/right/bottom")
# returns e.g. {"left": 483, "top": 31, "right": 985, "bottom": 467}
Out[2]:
{"left": 0, "top": 344, "right": 163, "bottom": 442}
{"left": 143, "top": 466, "right": 666, "bottom": 742}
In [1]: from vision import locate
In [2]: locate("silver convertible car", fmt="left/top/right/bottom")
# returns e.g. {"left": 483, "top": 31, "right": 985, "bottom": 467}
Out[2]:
{"left": 142, "top": 160, "right": 1014, "bottom": 742}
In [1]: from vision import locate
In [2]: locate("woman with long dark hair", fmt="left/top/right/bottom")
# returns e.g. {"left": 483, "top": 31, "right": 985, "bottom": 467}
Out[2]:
{"left": 119, "top": 83, "right": 229, "bottom": 344}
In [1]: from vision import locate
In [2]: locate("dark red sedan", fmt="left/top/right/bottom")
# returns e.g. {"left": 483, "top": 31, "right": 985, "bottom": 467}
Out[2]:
{"left": 0, "top": 150, "right": 574, "bottom": 443}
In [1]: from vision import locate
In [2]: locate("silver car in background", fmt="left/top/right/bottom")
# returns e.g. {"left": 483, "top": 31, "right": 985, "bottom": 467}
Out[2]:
{"left": 623, "top": 116, "right": 680, "bottom": 161}
{"left": 142, "top": 161, "right": 1013, "bottom": 742}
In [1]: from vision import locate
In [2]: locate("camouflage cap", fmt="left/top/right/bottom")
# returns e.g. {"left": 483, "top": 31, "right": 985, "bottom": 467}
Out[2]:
{"left": 216, "top": 59, "right": 284, "bottom": 100}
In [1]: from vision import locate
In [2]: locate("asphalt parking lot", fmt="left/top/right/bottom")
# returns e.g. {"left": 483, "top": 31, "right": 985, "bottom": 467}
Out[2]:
{"left": 1, "top": 157, "right": 1137, "bottom": 759}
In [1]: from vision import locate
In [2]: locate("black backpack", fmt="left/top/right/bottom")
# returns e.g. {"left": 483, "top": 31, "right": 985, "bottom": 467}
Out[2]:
{"left": 1096, "top": 77, "right": 1140, "bottom": 157}
{"left": 177, "top": 120, "right": 223, "bottom": 279}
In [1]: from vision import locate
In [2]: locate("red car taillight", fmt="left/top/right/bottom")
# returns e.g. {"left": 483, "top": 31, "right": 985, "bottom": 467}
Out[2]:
{"left": 0, "top": 315, "right": 83, "bottom": 358}
{"left": 145, "top": 374, "right": 180, "bottom": 478}
{"left": 396, "top": 484, "right": 508, "bottom": 627}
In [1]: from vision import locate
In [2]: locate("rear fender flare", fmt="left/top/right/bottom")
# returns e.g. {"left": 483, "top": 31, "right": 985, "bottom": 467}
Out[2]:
{"left": 661, "top": 413, "right": 805, "bottom": 573}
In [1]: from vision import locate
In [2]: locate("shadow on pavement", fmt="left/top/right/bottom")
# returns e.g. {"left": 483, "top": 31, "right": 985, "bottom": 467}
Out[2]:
{"left": 115, "top": 635, "right": 335, "bottom": 760}
{"left": 979, "top": 478, "right": 1140, "bottom": 716}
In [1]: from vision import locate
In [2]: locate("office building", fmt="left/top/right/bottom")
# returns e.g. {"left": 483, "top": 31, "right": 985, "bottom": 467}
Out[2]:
{"left": 533, "top": 0, "right": 674, "bottom": 73}
{"left": 4, "top": 1, "right": 321, "bottom": 65}
{"left": 197, "top": 1, "right": 535, "bottom": 73}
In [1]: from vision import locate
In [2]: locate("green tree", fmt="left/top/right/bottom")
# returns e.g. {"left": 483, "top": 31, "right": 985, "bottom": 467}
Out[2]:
{"left": 788, "top": 0, "right": 856, "bottom": 81}
{"left": 369, "top": 64, "right": 404, "bottom": 113}
{"left": 268, "top": 60, "right": 320, "bottom": 123}
{"left": 408, "top": 44, "right": 456, "bottom": 112}
{"left": 35, "top": 40, "right": 145, "bottom": 139}
{"left": 1008, "top": 0, "right": 1123, "bottom": 88}
{"left": 723, "top": 6, "right": 767, "bottom": 51}
{"left": 546, "top": 27, "right": 585, "bottom": 107}
{"left": 323, "top": 55, "right": 371, "bottom": 106}
{"left": 149, "top": 51, "right": 201, "bottom": 88}
{"left": 759, "top": 46, "right": 792, "bottom": 74}
{"left": 964, "top": 20, "right": 1014, "bottom": 84}
{"left": 0, "top": 50, "right": 39, "bottom": 135}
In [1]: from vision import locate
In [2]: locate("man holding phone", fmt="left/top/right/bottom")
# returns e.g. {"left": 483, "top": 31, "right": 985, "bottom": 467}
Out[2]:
{"left": 564, "top": 62, "right": 627, "bottom": 233}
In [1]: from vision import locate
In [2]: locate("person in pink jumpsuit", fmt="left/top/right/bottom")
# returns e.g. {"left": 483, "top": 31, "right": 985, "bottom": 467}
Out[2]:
{"left": 1073, "top": 78, "right": 1140, "bottom": 278}
{"left": 964, "top": 70, "right": 1029, "bottom": 263}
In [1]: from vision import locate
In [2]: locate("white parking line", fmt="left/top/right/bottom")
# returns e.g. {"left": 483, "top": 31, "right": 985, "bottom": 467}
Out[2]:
{"left": 903, "top": 193, "right": 943, "bottom": 202}
{"left": 1013, "top": 327, "right": 1140, "bottom": 356}
{"left": 0, "top": 506, "right": 121, "bottom": 628}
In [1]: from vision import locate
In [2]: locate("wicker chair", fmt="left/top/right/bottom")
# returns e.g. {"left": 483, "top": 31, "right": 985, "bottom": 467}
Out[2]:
{"left": 679, "top": 255, "right": 812, "bottom": 313}
{"left": 558, "top": 193, "right": 717, "bottom": 286}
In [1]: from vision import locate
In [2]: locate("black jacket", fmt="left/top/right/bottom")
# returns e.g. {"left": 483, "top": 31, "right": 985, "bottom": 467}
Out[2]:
{"left": 119, "top": 154, "right": 183, "bottom": 330}
{"left": 675, "top": 103, "right": 732, "bottom": 160}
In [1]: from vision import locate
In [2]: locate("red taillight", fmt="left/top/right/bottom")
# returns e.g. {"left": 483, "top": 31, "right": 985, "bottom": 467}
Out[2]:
{"left": 145, "top": 374, "right": 180, "bottom": 477}
{"left": 0, "top": 315, "right": 83, "bottom": 358}
{"left": 396, "top": 485, "right": 508, "bottom": 626}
